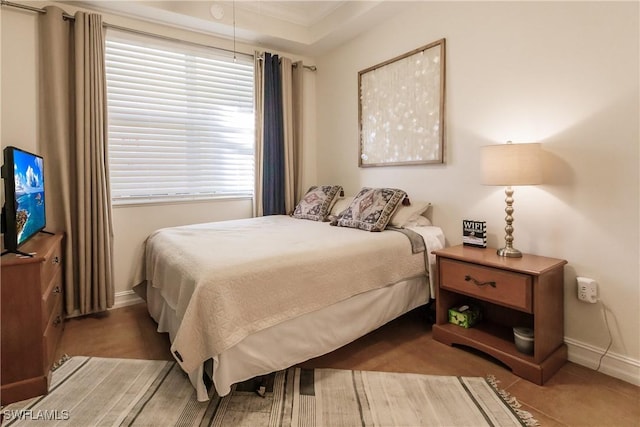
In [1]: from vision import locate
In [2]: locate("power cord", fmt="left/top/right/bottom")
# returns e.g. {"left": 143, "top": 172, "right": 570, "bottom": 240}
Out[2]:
{"left": 595, "top": 300, "right": 613, "bottom": 372}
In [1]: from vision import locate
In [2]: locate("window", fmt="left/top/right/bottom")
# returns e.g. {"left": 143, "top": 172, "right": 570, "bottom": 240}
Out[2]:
{"left": 105, "top": 29, "right": 255, "bottom": 204}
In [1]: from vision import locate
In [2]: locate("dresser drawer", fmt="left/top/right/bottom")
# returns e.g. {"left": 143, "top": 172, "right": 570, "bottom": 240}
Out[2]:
{"left": 41, "top": 244, "right": 62, "bottom": 294}
{"left": 439, "top": 258, "right": 533, "bottom": 312}
{"left": 43, "top": 298, "right": 64, "bottom": 371}
{"left": 42, "top": 269, "right": 64, "bottom": 329}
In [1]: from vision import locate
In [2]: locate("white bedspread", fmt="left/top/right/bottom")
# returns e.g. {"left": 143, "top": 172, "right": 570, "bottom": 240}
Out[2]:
{"left": 146, "top": 216, "right": 431, "bottom": 377}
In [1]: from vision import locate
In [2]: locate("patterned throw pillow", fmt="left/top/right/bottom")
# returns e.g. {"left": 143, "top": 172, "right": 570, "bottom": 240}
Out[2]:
{"left": 331, "top": 187, "right": 407, "bottom": 231}
{"left": 292, "top": 185, "right": 343, "bottom": 221}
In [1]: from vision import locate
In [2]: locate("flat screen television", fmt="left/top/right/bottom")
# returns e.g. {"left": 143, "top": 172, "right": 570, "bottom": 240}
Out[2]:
{"left": 1, "top": 146, "right": 47, "bottom": 255}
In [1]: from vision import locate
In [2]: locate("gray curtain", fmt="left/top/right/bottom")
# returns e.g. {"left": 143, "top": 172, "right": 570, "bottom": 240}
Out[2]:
{"left": 253, "top": 52, "right": 304, "bottom": 216}
{"left": 39, "top": 6, "right": 114, "bottom": 315}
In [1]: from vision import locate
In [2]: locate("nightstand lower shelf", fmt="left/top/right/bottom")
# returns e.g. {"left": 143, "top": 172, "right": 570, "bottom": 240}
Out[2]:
{"left": 433, "top": 322, "right": 567, "bottom": 385}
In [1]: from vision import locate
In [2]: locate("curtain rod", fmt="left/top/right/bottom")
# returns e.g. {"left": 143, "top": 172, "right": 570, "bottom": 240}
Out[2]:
{"left": 2, "top": 0, "right": 316, "bottom": 71}
{"left": 1, "top": 0, "right": 242, "bottom": 56}
{"left": 1, "top": 0, "right": 74, "bottom": 19}
{"left": 298, "top": 64, "right": 317, "bottom": 72}
{"left": 256, "top": 54, "right": 317, "bottom": 72}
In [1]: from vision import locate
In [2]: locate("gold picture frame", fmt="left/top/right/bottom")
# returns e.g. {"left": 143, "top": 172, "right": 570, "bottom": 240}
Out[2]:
{"left": 358, "top": 38, "right": 446, "bottom": 167}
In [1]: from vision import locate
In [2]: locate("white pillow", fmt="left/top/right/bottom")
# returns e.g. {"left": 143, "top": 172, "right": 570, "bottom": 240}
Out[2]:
{"left": 405, "top": 215, "right": 432, "bottom": 227}
{"left": 389, "top": 201, "right": 431, "bottom": 227}
{"left": 329, "top": 196, "right": 354, "bottom": 216}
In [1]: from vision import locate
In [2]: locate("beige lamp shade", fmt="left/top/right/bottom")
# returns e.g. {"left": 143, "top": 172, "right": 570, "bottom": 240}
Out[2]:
{"left": 481, "top": 142, "right": 542, "bottom": 186}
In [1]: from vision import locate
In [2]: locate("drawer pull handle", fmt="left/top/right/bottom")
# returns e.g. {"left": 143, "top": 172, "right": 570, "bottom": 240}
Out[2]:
{"left": 53, "top": 316, "right": 62, "bottom": 327}
{"left": 53, "top": 285, "right": 62, "bottom": 294}
{"left": 52, "top": 256, "right": 60, "bottom": 265}
{"left": 464, "top": 275, "right": 496, "bottom": 288}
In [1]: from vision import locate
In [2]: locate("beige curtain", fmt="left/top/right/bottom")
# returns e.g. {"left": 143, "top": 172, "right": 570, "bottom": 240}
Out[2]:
{"left": 253, "top": 53, "right": 304, "bottom": 216}
{"left": 281, "top": 58, "right": 304, "bottom": 213}
{"left": 253, "top": 51, "right": 265, "bottom": 217}
{"left": 39, "top": 6, "right": 114, "bottom": 315}
{"left": 292, "top": 62, "right": 304, "bottom": 204}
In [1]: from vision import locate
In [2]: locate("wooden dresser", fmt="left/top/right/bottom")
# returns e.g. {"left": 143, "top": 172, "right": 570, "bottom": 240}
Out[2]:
{"left": 1, "top": 232, "right": 65, "bottom": 405}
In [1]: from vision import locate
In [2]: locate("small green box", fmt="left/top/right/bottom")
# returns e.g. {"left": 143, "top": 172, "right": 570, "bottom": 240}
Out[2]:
{"left": 448, "top": 304, "right": 482, "bottom": 328}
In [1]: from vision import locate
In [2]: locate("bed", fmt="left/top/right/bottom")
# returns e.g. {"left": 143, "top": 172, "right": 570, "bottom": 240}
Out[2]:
{"left": 144, "top": 188, "right": 445, "bottom": 401}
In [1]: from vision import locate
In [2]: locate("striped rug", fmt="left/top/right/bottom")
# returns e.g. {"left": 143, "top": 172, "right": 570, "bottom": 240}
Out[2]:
{"left": 2, "top": 356, "right": 537, "bottom": 426}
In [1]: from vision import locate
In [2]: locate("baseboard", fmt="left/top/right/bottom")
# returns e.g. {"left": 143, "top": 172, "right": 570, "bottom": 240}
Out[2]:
{"left": 565, "top": 337, "right": 640, "bottom": 386}
{"left": 112, "top": 290, "right": 144, "bottom": 309}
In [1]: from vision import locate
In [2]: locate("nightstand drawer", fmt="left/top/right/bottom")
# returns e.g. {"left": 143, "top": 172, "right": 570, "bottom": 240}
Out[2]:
{"left": 440, "top": 258, "right": 533, "bottom": 312}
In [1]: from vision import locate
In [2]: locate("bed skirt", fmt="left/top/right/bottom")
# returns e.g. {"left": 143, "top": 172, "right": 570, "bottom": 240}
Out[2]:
{"left": 145, "top": 276, "right": 429, "bottom": 401}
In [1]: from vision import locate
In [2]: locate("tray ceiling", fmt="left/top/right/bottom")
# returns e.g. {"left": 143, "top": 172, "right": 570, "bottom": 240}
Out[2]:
{"left": 67, "top": 1, "right": 409, "bottom": 55}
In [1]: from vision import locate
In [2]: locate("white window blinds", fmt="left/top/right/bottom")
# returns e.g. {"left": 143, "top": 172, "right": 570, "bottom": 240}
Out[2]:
{"left": 105, "top": 29, "right": 255, "bottom": 204}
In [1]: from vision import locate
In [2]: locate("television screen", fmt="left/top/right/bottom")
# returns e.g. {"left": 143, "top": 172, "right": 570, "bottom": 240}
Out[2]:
{"left": 2, "top": 146, "right": 46, "bottom": 252}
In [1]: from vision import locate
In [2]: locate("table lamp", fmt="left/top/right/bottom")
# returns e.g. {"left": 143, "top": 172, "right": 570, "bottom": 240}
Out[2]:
{"left": 481, "top": 141, "right": 542, "bottom": 257}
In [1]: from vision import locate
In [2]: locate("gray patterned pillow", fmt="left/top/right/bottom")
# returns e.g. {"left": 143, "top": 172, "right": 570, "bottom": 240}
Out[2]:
{"left": 331, "top": 187, "right": 407, "bottom": 231}
{"left": 292, "top": 185, "right": 343, "bottom": 221}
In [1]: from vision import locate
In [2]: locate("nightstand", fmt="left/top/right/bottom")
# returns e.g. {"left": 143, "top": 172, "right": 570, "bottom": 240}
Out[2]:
{"left": 432, "top": 245, "right": 567, "bottom": 385}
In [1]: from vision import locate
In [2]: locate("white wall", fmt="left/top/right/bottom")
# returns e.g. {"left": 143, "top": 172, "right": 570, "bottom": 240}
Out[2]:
{"left": 1, "top": 2, "right": 317, "bottom": 300}
{"left": 3, "top": 0, "right": 638, "bottom": 385}
{"left": 315, "top": 1, "right": 639, "bottom": 384}
{"left": 1, "top": 7, "right": 38, "bottom": 157}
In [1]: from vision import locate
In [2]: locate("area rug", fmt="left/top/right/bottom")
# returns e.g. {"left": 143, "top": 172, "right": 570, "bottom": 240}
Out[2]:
{"left": 2, "top": 356, "right": 537, "bottom": 426}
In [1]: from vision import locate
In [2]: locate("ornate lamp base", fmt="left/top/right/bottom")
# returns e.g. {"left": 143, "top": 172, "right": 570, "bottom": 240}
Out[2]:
{"left": 498, "top": 185, "right": 524, "bottom": 258}
{"left": 497, "top": 246, "right": 523, "bottom": 258}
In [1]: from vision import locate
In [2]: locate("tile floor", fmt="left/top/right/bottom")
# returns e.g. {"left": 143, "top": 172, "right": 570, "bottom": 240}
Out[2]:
{"left": 56, "top": 303, "right": 639, "bottom": 426}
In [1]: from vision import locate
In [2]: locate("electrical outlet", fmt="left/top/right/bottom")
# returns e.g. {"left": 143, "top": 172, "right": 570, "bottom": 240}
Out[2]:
{"left": 577, "top": 277, "right": 598, "bottom": 303}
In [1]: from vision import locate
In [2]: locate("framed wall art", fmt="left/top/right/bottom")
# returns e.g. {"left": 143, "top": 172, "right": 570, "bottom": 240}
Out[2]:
{"left": 358, "top": 38, "right": 446, "bottom": 167}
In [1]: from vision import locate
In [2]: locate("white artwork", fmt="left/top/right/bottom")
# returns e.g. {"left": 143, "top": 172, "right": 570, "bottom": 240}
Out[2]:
{"left": 359, "top": 39, "right": 446, "bottom": 167}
